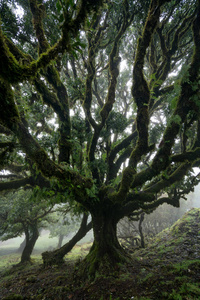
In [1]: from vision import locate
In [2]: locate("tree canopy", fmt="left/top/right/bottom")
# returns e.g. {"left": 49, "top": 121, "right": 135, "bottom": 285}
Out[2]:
{"left": 0, "top": 0, "right": 200, "bottom": 277}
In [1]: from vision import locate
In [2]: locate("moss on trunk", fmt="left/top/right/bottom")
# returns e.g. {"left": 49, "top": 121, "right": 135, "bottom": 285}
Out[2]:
{"left": 77, "top": 211, "right": 130, "bottom": 280}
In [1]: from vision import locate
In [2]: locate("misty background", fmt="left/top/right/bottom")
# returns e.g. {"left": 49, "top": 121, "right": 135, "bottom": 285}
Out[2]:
{"left": 1, "top": 183, "right": 200, "bottom": 256}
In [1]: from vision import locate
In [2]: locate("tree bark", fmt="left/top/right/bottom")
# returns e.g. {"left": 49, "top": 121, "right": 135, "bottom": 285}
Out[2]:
{"left": 81, "top": 209, "right": 130, "bottom": 278}
{"left": 139, "top": 212, "right": 145, "bottom": 248}
{"left": 42, "top": 213, "right": 92, "bottom": 266}
{"left": 20, "top": 224, "right": 39, "bottom": 264}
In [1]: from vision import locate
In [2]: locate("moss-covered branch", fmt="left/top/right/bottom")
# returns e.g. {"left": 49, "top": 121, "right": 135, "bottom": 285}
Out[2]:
{"left": 3, "top": 38, "right": 68, "bottom": 126}
{"left": 4, "top": 28, "right": 71, "bottom": 164}
{"left": 149, "top": 5, "right": 195, "bottom": 108}
{"left": 29, "top": 1, "right": 71, "bottom": 163}
{"left": 5, "top": 164, "right": 26, "bottom": 174}
{"left": 0, "top": 79, "right": 92, "bottom": 205}
{"left": 172, "top": 148, "right": 200, "bottom": 163}
{"left": 99, "top": 1, "right": 132, "bottom": 125}
{"left": 42, "top": 213, "right": 92, "bottom": 266}
{"left": 130, "top": 5, "right": 200, "bottom": 190}
{"left": 0, "top": 79, "right": 20, "bottom": 129}
{"left": 119, "top": 192, "right": 181, "bottom": 218}
{"left": 83, "top": 22, "right": 100, "bottom": 130}
{"left": 112, "top": 0, "right": 164, "bottom": 201}
{"left": 82, "top": 12, "right": 111, "bottom": 182}
{"left": 0, "top": 177, "right": 34, "bottom": 192}
{"left": 29, "top": 0, "right": 49, "bottom": 53}
{"left": 144, "top": 162, "right": 191, "bottom": 193}
{"left": 0, "top": 25, "right": 66, "bottom": 84}
{"left": 139, "top": 196, "right": 181, "bottom": 209}
{"left": 35, "top": 75, "right": 71, "bottom": 164}
{"left": 0, "top": 0, "right": 104, "bottom": 84}
{"left": 0, "top": 174, "right": 24, "bottom": 180}
{"left": 85, "top": 3, "right": 133, "bottom": 183}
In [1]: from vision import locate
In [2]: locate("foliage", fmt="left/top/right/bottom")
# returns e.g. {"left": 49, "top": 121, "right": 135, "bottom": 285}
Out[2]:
{"left": 0, "top": 189, "right": 56, "bottom": 262}
{"left": 0, "top": 0, "right": 200, "bottom": 276}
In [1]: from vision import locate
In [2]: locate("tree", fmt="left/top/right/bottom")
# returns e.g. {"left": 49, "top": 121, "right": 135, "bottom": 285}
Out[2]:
{"left": 0, "top": 190, "right": 54, "bottom": 263}
{"left": 1, "top": 0, "right": 200, "bottom": 278}
{"left": 42, "top": 207, "right": 92, "bottom": 266}
{"left": 118, "top": 214, "right": 145, "bottom": 249}
{"left": 118, "top": 195, "right": 194, "bottom": 250}
{"left": 42, "top": 212, "right": 92, "bottom": 266}
{"left": 48, "top": 212, "right": 78, "bottom": 249}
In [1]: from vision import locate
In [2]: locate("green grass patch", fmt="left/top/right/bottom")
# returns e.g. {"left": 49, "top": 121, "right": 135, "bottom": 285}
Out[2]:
{"left": 66, "top": 242, "right": 92, "bottom": 261}
{"left": 0, "top": 239, "right": 92, "bottom": 272}
{"left": 162, "top": 283, "right": 200, "bottom": 300}
{"left": 171, "top": 259, "right": 200, "bottom": 274}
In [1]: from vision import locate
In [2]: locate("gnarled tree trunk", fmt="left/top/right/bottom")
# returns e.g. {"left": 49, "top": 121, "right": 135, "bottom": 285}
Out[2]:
{"left": 20, "top": 223, "right": 39, "bottom": 263}
{"left": 81, "top": 208, "right": 130, "bottom": 278}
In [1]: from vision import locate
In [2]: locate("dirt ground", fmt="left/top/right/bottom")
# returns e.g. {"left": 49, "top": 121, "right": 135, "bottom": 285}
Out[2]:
{"left": 0, "top": 208, "right": 199, "bottom": 300}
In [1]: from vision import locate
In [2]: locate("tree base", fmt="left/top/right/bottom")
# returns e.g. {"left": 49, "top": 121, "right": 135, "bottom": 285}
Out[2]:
{"left": 74, "top": 242, "right": 132, "bottom": 281}
{"left": 42, "top": 250, "right": 64, "bottom": 267}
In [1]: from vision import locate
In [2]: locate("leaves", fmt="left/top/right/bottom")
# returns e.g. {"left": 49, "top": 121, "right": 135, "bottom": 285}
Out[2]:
{"left": 170, "top": 114, "right": 182, "bottom": 125}
{"left": 0, "top": 0, "right": 200, "bottom": 253}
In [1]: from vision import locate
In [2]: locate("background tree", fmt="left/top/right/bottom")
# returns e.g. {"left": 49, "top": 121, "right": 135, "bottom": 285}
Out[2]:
{"left": 118, "top": 194, "right": 195, "bottom": 250}
{"left": 48, "top": 208, "right": 92, "bottom": 247}
{"left": 0, "top": 0, "right": 200, "bottom": 278}
{"left": 42, "top": 212, "right": 92, "bottom": 266}
{"left": 48, "top": 211, "right": 80, "bottom": 249}
{"left": 0, "top": 189, "right": 55, "bottom": 263}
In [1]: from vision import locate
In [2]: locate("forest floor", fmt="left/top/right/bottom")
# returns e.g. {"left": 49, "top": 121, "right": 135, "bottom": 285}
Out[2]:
{"left": 0, "top": 208, "right": 200, "bottom": 300}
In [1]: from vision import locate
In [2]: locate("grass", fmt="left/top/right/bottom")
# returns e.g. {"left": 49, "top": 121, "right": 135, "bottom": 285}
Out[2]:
{"left": 0, "top": 231, "right": 92, "bottom": 272}
{"left": 0, "top": 209, "right": 199, "bottom": 299}
{"left": 1, "top": 244, "right": 200, "bottom": 299}
{"left": 172, "top": 259, "right": 200, "bottom": 273}
{"left": 162, "top": 283, "right": 200, "bottom": 300}
{"left": 0, "top": 234, "right": 54, "bottom": 271}
{"left": 66, "top": 242, "right": 92, "bottom": 260}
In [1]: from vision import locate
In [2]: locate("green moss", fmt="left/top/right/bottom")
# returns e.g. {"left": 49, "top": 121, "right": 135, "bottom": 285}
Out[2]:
{"left": 172, "top": 260, "right": 200, "bottom": 273}
{"left": 140, "top": 272, "right": 154, "bottom": 283}
{"left": 117, "top": 166, "right": 136, "bottom": 197}
{"left": 75, "top": 240, "right": 130, "bottom": 281}
{"left": 0, "top": 79, "right": 20, "bottom": 130}
{"left": 2, "top": 294, "right": 23, "bottom": 300}
{"left": 163, "top": 282, "right": 200, "bottom": 300}
{"left": 54, "top": 275, "right": 68, "bottom": 285}
{"left": 0, "top": 22, "right": 63, "bottom": 84}
{"left": 26, "top": 275, "right": 37, "bottom": 283}
{"left": 171, "top": 208, "right": 200, "bottom": 236}
{"left": 52, "top": 286, "right": 70, "bottom": 293}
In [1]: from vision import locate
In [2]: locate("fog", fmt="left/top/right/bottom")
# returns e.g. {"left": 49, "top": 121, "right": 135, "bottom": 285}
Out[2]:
{"left": 190, "top": 184, "right": 200, "bottom": 208}
{"left": 1, "top": 183, "right": 200, "bottom": 257}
